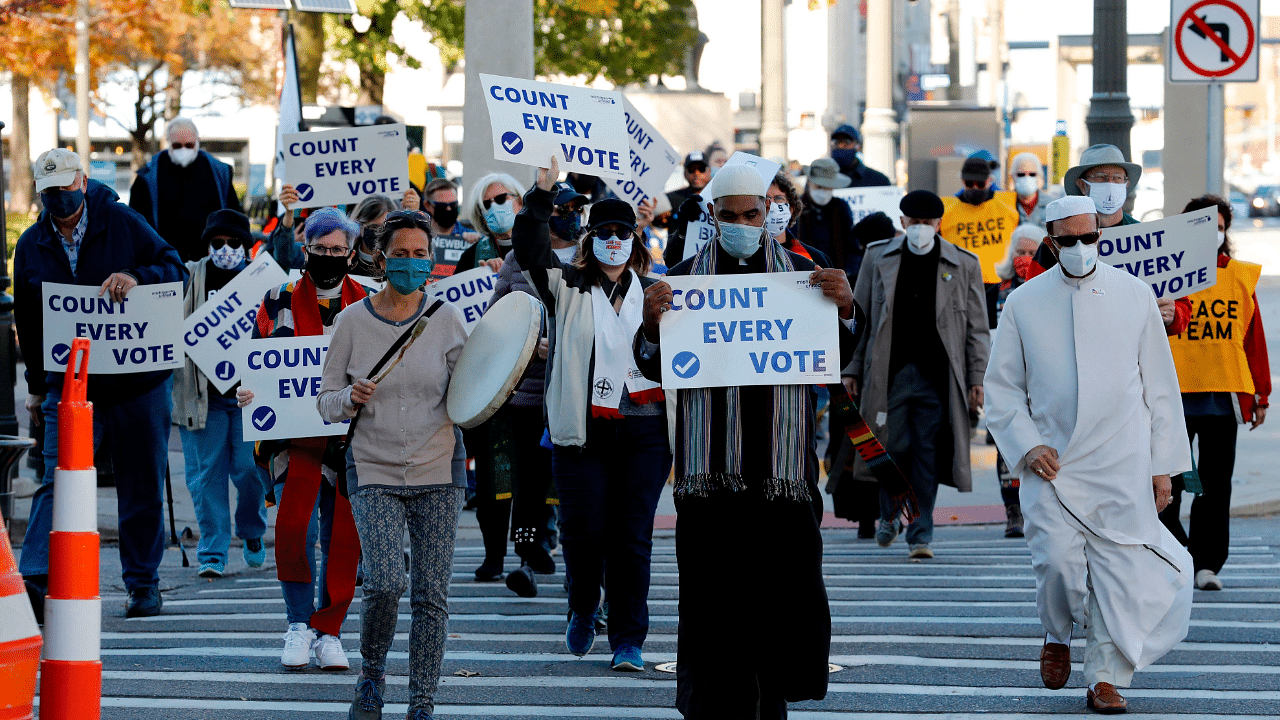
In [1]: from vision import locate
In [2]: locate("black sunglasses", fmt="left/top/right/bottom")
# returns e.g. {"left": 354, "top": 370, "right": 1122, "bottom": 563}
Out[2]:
{"left": 482, "top": 193, "right": 510, "bottom": 210}
{"left": 1050, "top": 231, "right": 1101, "bottom": 248}
{"left": 592, "top": 228, "right": 633, "bottom": 241}
{"left": 383, "top": 209, "right": 433, "bottom": 231}
{"left": 963, "top": 179, "right": 986, "bottom": 189}
{"left": 171, "top": 142, "right": 196, "bottom": 150}
{"left": 209, "top": 237, "right": 245, "bottom": 250}
{"left": 686, "top": 163, "right": 709, "bottom": 174}
{"left": 431, "top": 201, "right": 459, "bottom": 212}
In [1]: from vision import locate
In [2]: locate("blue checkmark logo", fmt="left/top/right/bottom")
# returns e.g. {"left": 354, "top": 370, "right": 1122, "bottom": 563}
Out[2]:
{"left": 501, "top": 131, "right": 524, "bottom": 155}
{"left": 296, "top": 183, "right": 314, "bottom": 202}
{"left": 51, "top": 343, "right": 71, "bottom": 365}
{"left": 251, "top": 405, "right": 277, "bottom": 432}
{"left": 671, "top": 351, "right": 700, "bottom": 379}
{"left": 215, "top": 361, "right": 236, "bottom": 381}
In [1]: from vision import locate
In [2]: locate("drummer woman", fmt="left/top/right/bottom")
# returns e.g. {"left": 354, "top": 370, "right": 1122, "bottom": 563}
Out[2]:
{"left": 513, "top": 156, "right": 673, "bottom": 672}
{"left": 317, "top": 210, "right": 469, "bottom": 719}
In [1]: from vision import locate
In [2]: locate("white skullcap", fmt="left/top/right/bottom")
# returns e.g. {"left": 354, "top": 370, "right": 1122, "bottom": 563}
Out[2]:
{"left": 710, "top": 164, "right": 768, "bottom": 200}
{"left": 1044, "top": 196, "right": 1097, "bottom": 223}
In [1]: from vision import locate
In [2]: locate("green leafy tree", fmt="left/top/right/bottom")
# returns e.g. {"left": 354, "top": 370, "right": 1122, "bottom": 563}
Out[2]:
{"left": 325, "top": 0, "right": 697, "bottom": 105}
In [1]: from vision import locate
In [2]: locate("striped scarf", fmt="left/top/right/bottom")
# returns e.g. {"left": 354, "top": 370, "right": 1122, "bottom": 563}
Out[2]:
{"left": 675, "top": 235, "right": 812, "bottom": 502}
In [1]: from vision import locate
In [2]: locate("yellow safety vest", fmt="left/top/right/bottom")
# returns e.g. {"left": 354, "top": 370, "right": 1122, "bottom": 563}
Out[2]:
{"left": 1169, "top": 258, "right": 1261, "bottom": 394}
{"left": 940, "top": 191, "right": 1020, "bottom": 284}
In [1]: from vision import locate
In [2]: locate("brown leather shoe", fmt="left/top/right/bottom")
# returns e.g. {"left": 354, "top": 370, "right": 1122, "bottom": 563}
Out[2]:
{"left": 1040, "top": 641, "right": 1071, "bottom": 689}
{"left": 1087, "top": 682, "right": 1128, "bottom": 713}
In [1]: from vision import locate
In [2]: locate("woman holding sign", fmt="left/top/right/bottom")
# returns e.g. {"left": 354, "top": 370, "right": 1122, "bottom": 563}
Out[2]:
{"left": 1163, "top": 195, "right": 1270, "bottom": 592}
{"left": 514, "top": 156, "right": 672, "bottom": 673}
{"left": 316, "top": 210, "right": 469, "bottom": 720}
{"left": 237, "top": 207, "right": 369, "bottom": 672}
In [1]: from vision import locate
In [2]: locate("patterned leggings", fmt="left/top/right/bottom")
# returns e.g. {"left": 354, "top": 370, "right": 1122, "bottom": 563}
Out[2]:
{"left": 351, "top": 485, "right": 463, "bottom": 713}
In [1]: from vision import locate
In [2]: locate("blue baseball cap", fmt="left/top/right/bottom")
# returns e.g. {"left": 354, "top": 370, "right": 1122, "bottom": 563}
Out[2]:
{"left": 831, "top": 124, "right": 861, "bottom": 142}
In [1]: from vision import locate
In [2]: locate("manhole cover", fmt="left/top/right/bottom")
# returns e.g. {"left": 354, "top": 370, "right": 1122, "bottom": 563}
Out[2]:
{"left": 654, "top": 662, "right": 843, "bottom": 674}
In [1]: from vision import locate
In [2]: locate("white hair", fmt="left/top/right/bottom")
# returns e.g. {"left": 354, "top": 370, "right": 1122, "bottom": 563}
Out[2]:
{"left": 994, "top": 224, "right": 1046, "bottom": 281}
{"left": 165, "top": 117, "right": 199, "bottom": 140}
{"left": 1010, "top": 151, "right": 1042, "bottom": 174}
{"left": 466, "top": 173, "right": 526, "bottom": 237}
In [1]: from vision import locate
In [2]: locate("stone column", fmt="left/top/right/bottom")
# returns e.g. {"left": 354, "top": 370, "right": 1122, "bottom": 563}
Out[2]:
{"left": 759, "top": 0, "right": 788, "bottom": 161}
{"left": 461, "top": 0, "right": 535, "bottom": 191}
{"left": 862, "top": 0, "right": 898, "bottom": 182}
{"left": 1085, "top": 0, "right": 1134, "bottom": 157}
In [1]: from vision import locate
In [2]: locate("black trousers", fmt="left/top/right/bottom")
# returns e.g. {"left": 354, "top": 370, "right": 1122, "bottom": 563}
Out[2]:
{"left": 508, "top": 404, "right": 555, "bottom": 559}
{"left": 1159, "top": 414, "right": 1237, "bottom": 574}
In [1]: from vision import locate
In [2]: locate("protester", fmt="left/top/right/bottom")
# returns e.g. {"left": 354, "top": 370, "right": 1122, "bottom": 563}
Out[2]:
{"left": 850, "top": 190, "right": 989, "bottom": 559}
{"left": 1010, "top": 152, "right": 1061, "bottom": 228}
{"left": 985, "top": 223, "right": 1044, "bottom": 538}
{"left": 985, "top": 196, "right": 1193, "bottom": 713}
{"left": 939, "top": 157, "right": 1019, "bottom": 286}
{"left": 16, "top": 148, "right": 187, "bottom": 619}
{"left": 316, "top": 209, "right": 469, "bottom": 720}
{"left": 666, "top": 151, "right": 712, "bottom": 212}
{"left": 129, "top": 117, "right": 241, "bottom": 262}
{"left": 514, "top": 156, "right": 672, "bottom": 673}
{"left": 237, "top": 207, "right": 368, "bottom": 671}
{"left": 349, "top": 195, "right": 400, "bottom": 278}
{"left": 423, "top": 178, "right": 474, "bottom": 238}
{"left": 635, "top": 164, "right": 862, "bottom": 718}
{"left": 264, "top": 185, "right": 418, "bottom": 273}
{"left": 795, "top": 158, "right": 857, "bottom": 274}
{"left": 704, "top": 141, "right": 729, "bottom": 174}
{"left": 172, "top": 209, "right": 267, "bottom": 578}
{"left": 829, "top": 124, "right": 891, "bottom": 186}
{"left": 767, "top": 171, "right": 830, "bottom": 265}
{"left": 488, "top": 179, "right": 589, "bottom": 598}
{"left": 1163, "top": 195, "right": 1270, "bottom": 591}
{"left": 457, "top": 173, "right": 525, "bottom": 274}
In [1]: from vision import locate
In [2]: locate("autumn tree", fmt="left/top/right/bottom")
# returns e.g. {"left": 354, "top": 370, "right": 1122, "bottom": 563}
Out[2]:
{"left": 324, "top": 0, "right": 698, "bottom": 106}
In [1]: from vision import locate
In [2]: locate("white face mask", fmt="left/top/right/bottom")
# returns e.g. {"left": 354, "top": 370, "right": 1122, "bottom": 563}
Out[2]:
{"left": 553, "top": 245, "right": 578, "bottom": 264}
{"left": 1014, "top": 175, "right": 1039, "bottom": 198}
{"left": 764, "top": 202, "right": 792, "bottom": 236}
{"left": 592, "top": 230, "right": 628, "bottom": 266}
{"left": 1057, "top": 242, "right": 1097, "bottom": 277}
{"left": 209, "top": 243, "right": 245, "bottom": 271}
{"left": 809, "top": 187, "right": 833, "bottom": 206}
{"left": 170, "top": 147, "right": 199, "bottom": 167}
{"left": 904, "top": 224, "right": 936, "bottom": 255}
{"left": 1216, "top": 230, "right": 1226, "bottom": 246}
{"left": 718, "top": 222, "right": 765, "bottom": 259}
{"left": 1085, "top": 181, "right": 1127, "bottom": 215}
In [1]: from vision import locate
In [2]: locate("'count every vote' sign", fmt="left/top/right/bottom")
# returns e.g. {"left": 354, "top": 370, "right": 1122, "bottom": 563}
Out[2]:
{"left": 42, "top": 281, "right": 184, "bottom": 374}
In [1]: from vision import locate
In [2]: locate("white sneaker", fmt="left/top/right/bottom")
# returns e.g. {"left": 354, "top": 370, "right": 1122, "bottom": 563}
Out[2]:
{"left": 281, "top": 622, "right": 316, "bottom": 669}
{"left": 312, "top": 632, "right": 350, "bottom": 671}
{"left": 1195, "top": 569, "right": 1223, "bottom": 591}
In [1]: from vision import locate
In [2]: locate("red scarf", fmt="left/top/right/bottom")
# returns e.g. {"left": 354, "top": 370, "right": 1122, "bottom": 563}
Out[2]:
{"left": 275, "top": 272, "right": 366, "bottom": 636}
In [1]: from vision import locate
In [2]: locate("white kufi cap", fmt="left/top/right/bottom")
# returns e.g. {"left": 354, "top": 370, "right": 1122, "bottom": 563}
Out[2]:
{"left": 709, "top": 164, "right": 768, "bottom": 200}
{"left": 1044, "top": 195, "right": 1097, "bottom": 223}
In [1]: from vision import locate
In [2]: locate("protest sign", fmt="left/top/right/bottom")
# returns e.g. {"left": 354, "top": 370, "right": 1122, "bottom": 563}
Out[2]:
{"left": 834, "top": 185, "right": 905, "bottom": 230}
{"left": 1098, "top": 208, "right": 1218, "bottom": 297}
{"left": 282, "top": 123, "right": 411, "bottom": 210}
{"left": 939, "top": 191, "right": 1020, "bottom": 284}
{"left": 183, "top": 253, "right": 289, "bottom": 393}
{"left": 43, "top": 281, "right": 184, "bottom": 374}
{"left": 610, "top": 97, "right": 680, "bottom": 209}
{"left": 479, "top": 74, "right": 630, "bottom": 180}
{"left": 431, "top": 233, "right": 471, "bottom": 278}
{"left": 657, "top": 271, "right": 840, "bottom": 389}
{"left": 427, "top": 266, "right": 500, "bottom": 334}
{"left": 240, "top": 335, "right": 348, "bottom": 442}
{"left": 683, "top": 153, "right": 783, "bottom": 261}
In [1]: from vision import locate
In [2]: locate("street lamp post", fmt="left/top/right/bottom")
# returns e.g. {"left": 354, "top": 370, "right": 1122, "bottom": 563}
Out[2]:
{"left": 1085, "top": 0, "right": 1135, "bottom": 157}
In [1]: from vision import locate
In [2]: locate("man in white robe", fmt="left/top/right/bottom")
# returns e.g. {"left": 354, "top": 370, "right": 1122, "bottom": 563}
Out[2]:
{"left": 984, "top": 196, "right": 1194, "bottom": 714}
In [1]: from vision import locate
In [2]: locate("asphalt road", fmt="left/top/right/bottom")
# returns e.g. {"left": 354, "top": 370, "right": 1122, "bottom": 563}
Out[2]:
{"left": 57, "top": 515, "right": 1280, "bottom": 719}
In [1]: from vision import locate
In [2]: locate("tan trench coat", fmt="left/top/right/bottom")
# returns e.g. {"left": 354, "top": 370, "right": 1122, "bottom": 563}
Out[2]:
{"left": 848, "top": 235, "right": 990, "bottom": 491}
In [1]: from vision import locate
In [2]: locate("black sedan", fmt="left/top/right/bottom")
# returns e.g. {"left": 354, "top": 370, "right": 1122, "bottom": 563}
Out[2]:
{"left": 1249, "top": 185, "right": 1280, "bottom": 217}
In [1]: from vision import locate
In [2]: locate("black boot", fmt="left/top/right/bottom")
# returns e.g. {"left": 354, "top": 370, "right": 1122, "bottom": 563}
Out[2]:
{"left": 505, "top": 565, "right": 538, "bottom": 598}
{"left": 1004, "top": 504, "right": 1024, "bottom": 538}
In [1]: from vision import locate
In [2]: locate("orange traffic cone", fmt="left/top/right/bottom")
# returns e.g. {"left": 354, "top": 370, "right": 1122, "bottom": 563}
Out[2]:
{"left": 0, "top": 516, "right": 42, "bottom": 720}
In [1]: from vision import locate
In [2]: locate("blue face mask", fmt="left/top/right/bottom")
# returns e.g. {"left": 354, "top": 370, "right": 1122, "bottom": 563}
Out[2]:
{"left": 484, "top": 201, "right": 516, "bottom": 234}
{"left": 42, "top": 188, "right": 84, "bottom": 219}
{"left": 718, "top": 222, "right": 764, "bottom": 259}
{"left": 383, "top": 256, "right": 434, "bottom": 295}
{"left": 548, "top": 211, "right": 581, "bottom": 242}
{"left": 831, "top": 147, "right": 860, "bottom": 168}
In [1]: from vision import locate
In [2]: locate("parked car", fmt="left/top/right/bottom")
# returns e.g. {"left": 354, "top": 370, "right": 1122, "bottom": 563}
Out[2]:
{"left": 1249, "top": 185, "right": 1280, "bottom": 217}
{"left": 1229, "top": 189, "right": 1249, "bottom": 221}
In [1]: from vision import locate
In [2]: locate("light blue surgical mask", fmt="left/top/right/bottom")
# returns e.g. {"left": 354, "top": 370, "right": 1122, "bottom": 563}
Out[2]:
{"left": 718, "top": 222, "right": 765, "bottom": 259}
{"left": 484, "top": 200, "right": 516, "bottom": 234}
{"left": 384, "top": 256, "right": 434, "bottom": 294}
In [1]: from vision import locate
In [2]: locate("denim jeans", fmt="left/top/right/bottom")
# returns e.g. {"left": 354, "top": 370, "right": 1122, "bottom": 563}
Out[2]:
{"left": 20, "top": 377, "right": 172, "bottom": 591}
{"left": 275, "top": 476, "right": 336, "bottom": 629}
{"left": 552, "top": 415, "right": 672, "bottom": 651}
{"left": 179, "top": 394, "right": 266, "bottom": 565}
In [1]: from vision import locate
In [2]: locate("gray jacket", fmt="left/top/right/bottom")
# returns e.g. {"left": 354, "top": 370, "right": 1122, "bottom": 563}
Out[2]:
{"left": 172, "top": 258, "right": 213, "bottom": 430}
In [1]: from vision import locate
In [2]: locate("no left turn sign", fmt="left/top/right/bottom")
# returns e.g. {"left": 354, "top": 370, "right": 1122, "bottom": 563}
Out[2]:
{"left": 1169, "top": 0, "right": 1259, "bottom": 82}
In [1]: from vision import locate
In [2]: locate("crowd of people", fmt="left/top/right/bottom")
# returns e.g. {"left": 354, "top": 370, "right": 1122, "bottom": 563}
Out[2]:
{"left": 11, "top": 115, "right": 1270, "bottom": 719}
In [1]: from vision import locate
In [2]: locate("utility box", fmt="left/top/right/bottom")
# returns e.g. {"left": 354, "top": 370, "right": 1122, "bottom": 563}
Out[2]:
{"left": 905, "top": 104, "right": 1002, "bottom": 195}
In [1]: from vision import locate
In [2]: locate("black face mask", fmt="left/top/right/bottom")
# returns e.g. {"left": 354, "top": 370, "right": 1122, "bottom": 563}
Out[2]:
{"left": 831, "top": 147, "right": 859, "bottom": 169}
{"left": 305, "top": 252, "right": 351, "bottom": 289}
{"left": 43, "top": 188, "right": 84, "bottom": 219}
{"left": 431, "top": 203, "right": 460, "bottom": 230}
{"left": 961, "top": 187, "right": 992, "bottom": 205}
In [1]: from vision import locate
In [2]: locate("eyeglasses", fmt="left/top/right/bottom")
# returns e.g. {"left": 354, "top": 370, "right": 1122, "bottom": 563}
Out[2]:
{"left": 171, "top": 142, "right": 196, "bottom": 150}
{"left": 1084, "top": 173, "right": 1127, "bottom": 184}
{"left": 482, "top": 193, "right": 510, "bottom": 210}
{"left": 592, "top": 228, "right": 632, "bottom": 241}
{"left": 209, "top": 237, "right": 244, "bottom": 250}
{"left": 1050, "top": 231, "right": 1101, "bottom": 248}
{"left": 306, "top": 244, "right": 351, "bottom": 257}
{"left": 766, "top": 195, "right": 788, "bottom": 205}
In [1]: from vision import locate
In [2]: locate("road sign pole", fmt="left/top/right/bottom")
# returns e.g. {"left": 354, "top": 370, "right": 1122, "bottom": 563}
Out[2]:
{"left": 1207, "top": 81, "right": 1226, "bottom": 195}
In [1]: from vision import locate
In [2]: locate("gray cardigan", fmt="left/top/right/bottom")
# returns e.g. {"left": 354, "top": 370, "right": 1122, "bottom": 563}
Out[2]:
{"left": 171, "top": 258, "right": 212, "bottom": 430}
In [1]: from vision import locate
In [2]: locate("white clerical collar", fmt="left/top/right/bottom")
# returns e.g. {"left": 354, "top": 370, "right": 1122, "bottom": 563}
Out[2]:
{"left": 1056, "top": 263, "right": 1099, "bottom": 289}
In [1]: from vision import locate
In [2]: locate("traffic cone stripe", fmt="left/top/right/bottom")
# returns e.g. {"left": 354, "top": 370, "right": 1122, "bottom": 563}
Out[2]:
{"left": 47, "top": 532, "right": 100, "bottom": 599}
{"left": 0, "top": 592, "right": 39, "bottom": 645}
{"left": 43, "top": 598, "right": 101, "bottom": 662}
{"left": 50, "top": 469, "right": 98, "bottom": 530}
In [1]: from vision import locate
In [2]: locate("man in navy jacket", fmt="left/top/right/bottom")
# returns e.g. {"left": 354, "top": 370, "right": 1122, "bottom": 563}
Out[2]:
{"left": 16, "top": 148, "right": 187, "bottom": 618}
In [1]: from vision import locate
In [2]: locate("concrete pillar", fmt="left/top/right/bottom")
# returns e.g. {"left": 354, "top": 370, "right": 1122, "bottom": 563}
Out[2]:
{"left": 862, "top": 0, "right": 897, "bottom": 182}
{"left": 1085, "top": 0, "right": 1134, "bottom": 157}
{"left": 461, "top": 0, "right": 534, "bottom": 191}
{"left": 825, "top": 0, "right": 865, "bottom": 133}
{"left": 759, "top": 0, "right": 788, "bottom": 161}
